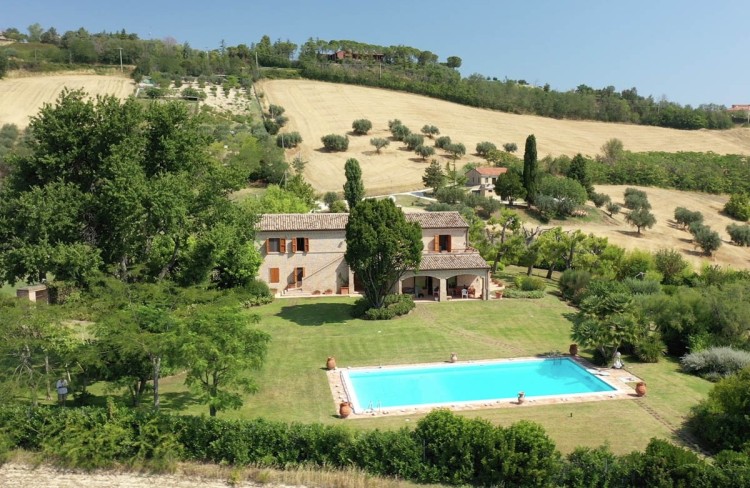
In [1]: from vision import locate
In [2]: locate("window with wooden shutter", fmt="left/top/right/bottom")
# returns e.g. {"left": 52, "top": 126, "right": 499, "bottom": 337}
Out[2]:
{"left": 291, "top": 238, "right": 297, "bottom": 253}
{"left": 280, "top": 238, "right": 286, "bottom": 253}
{"left": 434, "top": 235, "right": 439, "bottom": 252}
{"left": 447, "top": 235, "right": 452, "bottom": 252}
{"left": 269, "top": 268, "right": 280, "bottom": 283}
{"left": 304, "top": 237, "right": 309, "bottom": 252}
{"left": 266, "top": 238, "right": 281, "bottom": 253}
{"left": 265, "top": 239, "right": 270, "bottom": 254}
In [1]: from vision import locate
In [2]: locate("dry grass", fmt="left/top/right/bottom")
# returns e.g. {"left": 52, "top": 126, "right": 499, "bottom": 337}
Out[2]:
{"left": 564, "top": 185, "right": 750, "bottom": 270}
{"left": 0, "top": 454, "right": 446, "bottom": 488}
{"left": 259, "top": 79, "right": 750, "bottom": 194}
{"left": 0, "top": 73, "right": 135, "bottom": 128}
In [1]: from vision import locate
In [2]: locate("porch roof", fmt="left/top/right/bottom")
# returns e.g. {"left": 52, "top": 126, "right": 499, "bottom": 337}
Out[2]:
{"left": 418, "top": 252, "right": 490, "bottom": 271}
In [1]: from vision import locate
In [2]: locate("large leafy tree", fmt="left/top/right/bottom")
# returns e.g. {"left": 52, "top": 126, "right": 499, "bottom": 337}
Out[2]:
{"left": 494, "top": 168, "right": 527, "bottom": 206}
{"left": 345, "top": 199, "right": 422, "bottom": 309}
{"left": 625, "top": 208, "right": 657, "bottom": 234}
{"left": 343, "top": 158, "right": 365, "bottom": 210}
{"left": 0, "top": 89, "right": 258, "bottom": 286}
{"left": 522, "top": 134, "right": 538, "bottom": 205}
{"left": 178, "top": 306, "right": 270, "bottom": 417}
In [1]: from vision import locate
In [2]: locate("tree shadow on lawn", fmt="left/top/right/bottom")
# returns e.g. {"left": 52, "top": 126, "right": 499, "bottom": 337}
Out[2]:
{"left": 160, "top": 391, "right": 203, "bottom": 412}
{"left": 277, "top": 302, "right": 354, "bottom": 326}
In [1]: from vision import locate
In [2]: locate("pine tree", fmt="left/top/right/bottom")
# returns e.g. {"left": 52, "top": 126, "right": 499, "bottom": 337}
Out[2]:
{"left": 343, "top": 158, "right": 365, "bottom": 211}
{"left": 522, "top": 134, "right": 538, "bottom": 205}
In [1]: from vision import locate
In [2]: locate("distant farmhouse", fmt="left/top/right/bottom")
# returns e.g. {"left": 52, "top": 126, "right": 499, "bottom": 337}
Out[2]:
{"left": 466, "top": 167, "right": 508, "bottom": 188}
{"left": 326, "top": 50, "right": 385, "bottom": 62}
{"left": 728, "top": 104, "right": 750, "bottom": 123}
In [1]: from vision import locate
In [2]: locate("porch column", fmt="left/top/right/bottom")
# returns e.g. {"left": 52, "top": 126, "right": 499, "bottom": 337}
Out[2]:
{"left": 483, "top": 270, "right": 490, "bottom": 300}
{"left": 439, "top": 277, "right": 447, "bottom": 302}
{"left": 397, "top": 275, "right": 403, "bottom": 294}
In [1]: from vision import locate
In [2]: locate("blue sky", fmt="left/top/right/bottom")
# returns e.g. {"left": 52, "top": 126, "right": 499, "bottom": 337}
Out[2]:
{"left": 3, "top": 0, "right": 749, "bottom": 107}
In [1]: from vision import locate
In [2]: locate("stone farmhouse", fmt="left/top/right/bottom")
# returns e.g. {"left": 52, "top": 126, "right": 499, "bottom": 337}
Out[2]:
{"left": 256, "top": 211, "right": 490, "bottom": 301}
{"left": 466, "top": 167, "right": 507, "bottom": 188}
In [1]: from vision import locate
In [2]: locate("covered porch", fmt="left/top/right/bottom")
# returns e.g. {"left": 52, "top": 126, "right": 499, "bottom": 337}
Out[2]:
{"left": 397, "top": 253, "right": 491, "bottom": 302}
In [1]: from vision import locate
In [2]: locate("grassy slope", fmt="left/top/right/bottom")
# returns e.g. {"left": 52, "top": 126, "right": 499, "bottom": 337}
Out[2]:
{"left": 155, "top": 292, "right": 711, "bottom": 455}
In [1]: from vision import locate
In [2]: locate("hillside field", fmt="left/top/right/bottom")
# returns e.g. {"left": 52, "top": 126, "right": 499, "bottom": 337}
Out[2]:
{"left": 259, "top": 79, "right": 750, "bottom": 194}
{"left": 0, "top": 72, "right": 135, "bottom": 128}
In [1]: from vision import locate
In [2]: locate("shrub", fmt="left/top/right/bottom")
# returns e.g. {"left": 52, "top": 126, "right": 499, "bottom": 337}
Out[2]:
{"left": 276, "top": 131, "right": 302, "bottom": 148}
{"left": 559, "top": 269, "right": 591, "bottom": 302}
{"left": 622, "top": 277, "right": 661, "bottom": 295}
{"left": 724, "top": 193, "right": 750, "bottom": 221}
{"left": 420, "top": 125, "right": 439, "bottom": 138}
{"left": 268, "top": 104, "right": 285, "bottom": 117}
{"left": 475, "top": 141, "right": 497, "bottom": 158}
{"left": 590, "top": 192, "right": 611, "bottom": 208}
{"left": 403, "top": 133, "right": 425, "bottom": 150}
{"left": 623, "top": 188, "right": 650, "bottom": 210}
{"left": 370, "top": 137, "right": 390, "bottom": 153}
{"left": 264, "top": 119, "right": 280, "bottom": 135}
{"left": 635, "top": 334, "right": 665, "bottom": 362}
{"left": 445, "top": 143, "right": 466, "bottom": 159}
{"left": 681, "top": 347, "right": 750, "bottom": 380}
{"left": 688, "top": 367, "right": 750, "bottom": 451}
{"left": 415, "top": 145, "right": 435, "bottom": 160}
{"left": 321, "top": 134, "right": 349, "bottom": 151}
{"left": 674, "top": 207, "right": 704, "bottom": 229}
{"left": 514, "top": 275, "right": 546, "bottom": 291}
{"left": 274, "top": 115, "right": 288, "bottom": 127}
{"left": 356, "top": 294, "right": 416, "bottom": 320}
{"left": 391, "top": 124, "right": 411, "bottom": 141}
{"left": 503, "top": 142, "right": 518, "bottom": 153}
{"left": 727, "top": 223, "right": 750, "bottom": 246}
{"left": 503, "top": 289, "right": 545, "bottom": 299}
{"left": 434, "top": 135, "right": 452, "bottom": 149}
{"left": 691, "top": 225, "right": 722, "bottom": 256}
{"left": 351, "top": 118, "right": 372, "bottom": 135}
{"left": 605, "top": 201, "right": 621, "bottom": 217}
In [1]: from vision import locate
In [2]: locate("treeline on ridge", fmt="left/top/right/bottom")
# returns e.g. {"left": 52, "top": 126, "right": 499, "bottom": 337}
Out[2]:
{"left": 0, "top": 25, "right": 739, "bottom": 130}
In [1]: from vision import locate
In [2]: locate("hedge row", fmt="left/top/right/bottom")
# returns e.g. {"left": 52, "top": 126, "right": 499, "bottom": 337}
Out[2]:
{"left": 2, "top": 405, "right": 747, "bottom": 486}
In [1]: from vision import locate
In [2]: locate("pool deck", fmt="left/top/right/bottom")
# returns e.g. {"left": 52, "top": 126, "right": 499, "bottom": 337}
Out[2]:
{"left": 327, "top": 355, "right": 644, "bottom": 419}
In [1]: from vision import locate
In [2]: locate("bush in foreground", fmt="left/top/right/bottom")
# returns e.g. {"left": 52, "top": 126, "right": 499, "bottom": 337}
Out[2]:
{"left": 352, "top": 294, "right": 415, "bottom": 320}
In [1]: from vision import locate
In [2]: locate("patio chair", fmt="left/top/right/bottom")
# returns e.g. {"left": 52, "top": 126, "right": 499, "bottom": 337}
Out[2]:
{"left": 461, "top": 288, "right": 469, "bottom": 299}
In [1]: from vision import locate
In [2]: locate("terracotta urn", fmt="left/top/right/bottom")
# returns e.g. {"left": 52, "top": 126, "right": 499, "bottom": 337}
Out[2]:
{"left": 450, "top": 352, "right": 458, "bottom": 363}
{"left": 339, "top": 401, "right": 352, "bottom": 419}
{"left": 635, "top": 381, "right": 647, "bottom": 397}
{"left": 569, "top": 344, "right": 579, "bottom": 356}
{"left": 495, "top": 290, "right": 504, "bottom": 299}
{"left": 326, "top": 356, "right": 336, "bottom": 370}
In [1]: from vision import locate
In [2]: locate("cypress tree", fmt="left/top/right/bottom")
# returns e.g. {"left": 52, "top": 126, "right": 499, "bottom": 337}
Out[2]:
{"left": 522, "top": 134, "right": 538, "bottom": 205}
{"left": 343, "top": 158, "right": 365, "bottom": 211}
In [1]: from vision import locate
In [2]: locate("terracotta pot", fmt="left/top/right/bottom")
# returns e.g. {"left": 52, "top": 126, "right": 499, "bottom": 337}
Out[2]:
{"left": 326, "top": 357, "right": 336, "bottom": 370}
{"left": 569, "top": 344, "right": 579, "bottom": 356}
{"left": 339, "top": 401, "right": 352, "bottom": 418}
{"left": 340, "top": 286, "right": 349, "bottom": 295}
{"left": 635, "top": 381, "right": 647, "bottom": 397}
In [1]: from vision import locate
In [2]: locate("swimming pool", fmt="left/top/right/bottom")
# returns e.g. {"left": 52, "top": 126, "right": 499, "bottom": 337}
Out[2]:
{"left": 340, "top": 357, "right": 617, "bottom": 413}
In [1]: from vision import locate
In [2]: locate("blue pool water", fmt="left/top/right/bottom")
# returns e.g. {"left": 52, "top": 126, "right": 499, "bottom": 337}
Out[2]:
{"left": 342, "top": 358, "right": 616, "bottom": 412}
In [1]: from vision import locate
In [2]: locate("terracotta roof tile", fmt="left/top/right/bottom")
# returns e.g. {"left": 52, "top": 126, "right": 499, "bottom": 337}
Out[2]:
{"left": 473, "top": 167, "right": 508, "bottom": 176}
{"left": 419, "top": 252, "right": 490, "bottom": 271}
{"left": 257, "top": 211, "right": 468, "bottom": 231}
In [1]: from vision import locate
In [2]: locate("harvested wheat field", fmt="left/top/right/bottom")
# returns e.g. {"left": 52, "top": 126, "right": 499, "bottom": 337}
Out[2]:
{"left": 563, "top": 185, "right": 750, "bottom": 270}
{"left": 0, "top": 73, "right": 135, "bottom": 128}
{"left": 259, "top": 79, "right": 750, "bottom": 194}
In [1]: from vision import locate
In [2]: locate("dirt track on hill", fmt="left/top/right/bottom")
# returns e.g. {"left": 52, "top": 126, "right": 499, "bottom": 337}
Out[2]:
{"left": 259, "top": 79, "right": 750, "bottom": 194}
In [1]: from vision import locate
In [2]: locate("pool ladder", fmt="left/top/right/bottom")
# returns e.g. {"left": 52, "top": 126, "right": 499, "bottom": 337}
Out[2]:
{"left": 367, "top": 400, "right": 382, "bottom": 413}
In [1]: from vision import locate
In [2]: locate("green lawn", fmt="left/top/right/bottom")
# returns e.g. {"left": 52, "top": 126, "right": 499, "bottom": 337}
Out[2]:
{"left": 155, "top": 293, "right": 711, "bottom": 455}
